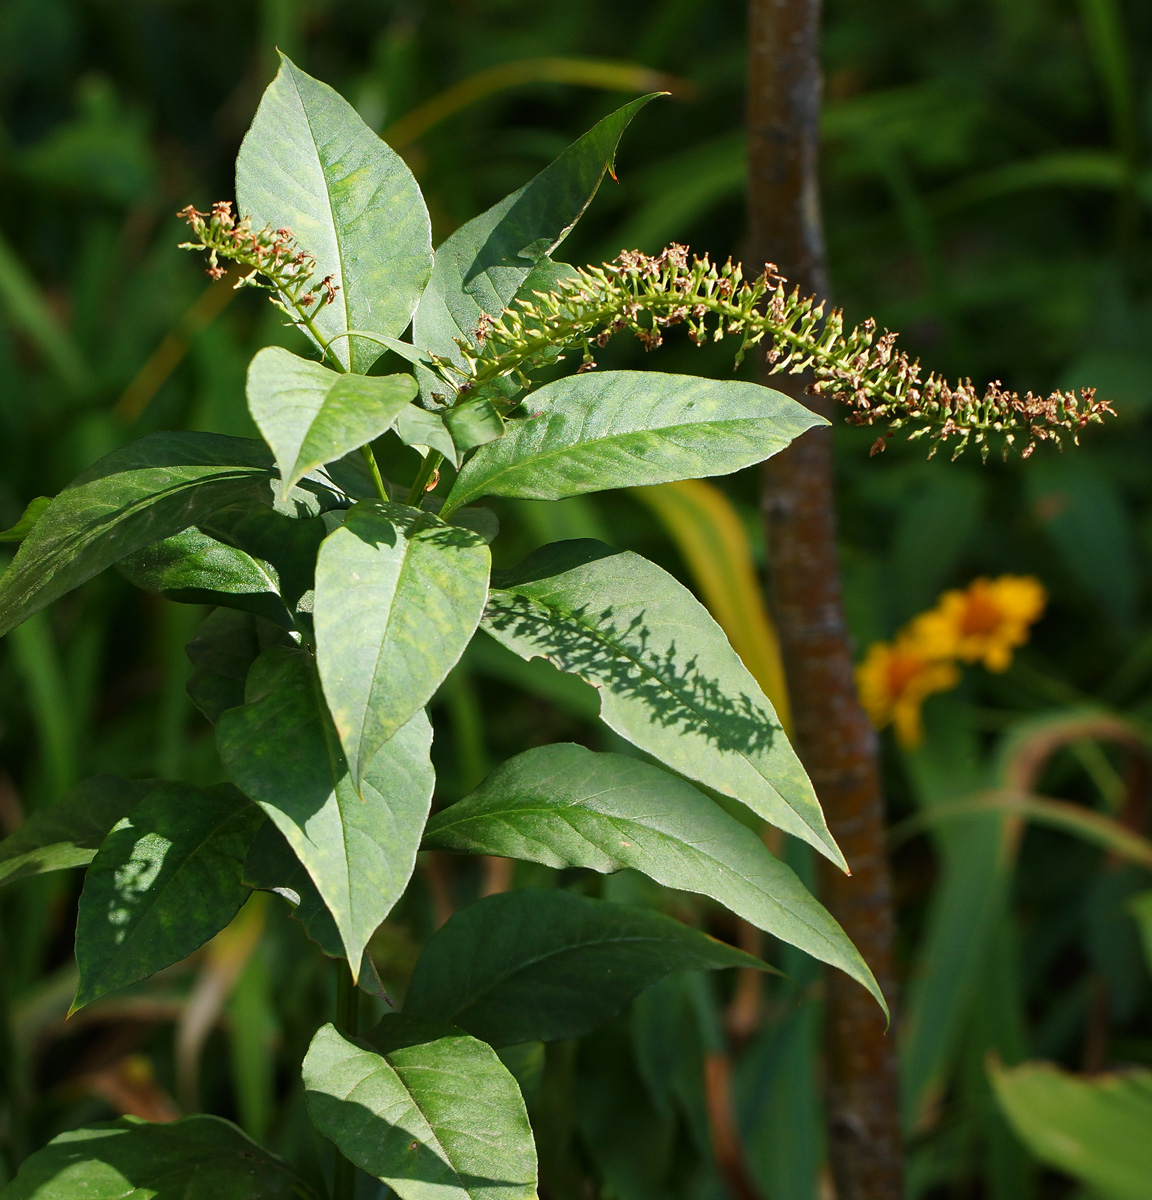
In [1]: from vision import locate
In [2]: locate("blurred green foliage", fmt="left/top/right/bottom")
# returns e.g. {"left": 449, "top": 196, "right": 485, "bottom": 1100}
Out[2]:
{"left": 1, "top": 1, "right": 1151, "bottom": 1198}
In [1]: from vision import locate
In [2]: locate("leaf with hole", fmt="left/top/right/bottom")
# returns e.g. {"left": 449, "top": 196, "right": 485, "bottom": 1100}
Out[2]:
{"left": 246, "top": 346, "right": 417, "bottom": 494}
{"left": 72, "top": 782, "right": 264, "bottom": 1012}
{"left": 423, "top": 743, "right": 883, "bottom": 1013}
{"left": 216, "top": 646, "right": 435, "bottom": 974}
{"left": 446, "top": 372, "right": 823, "bottom": 511}
{"left": 404, "top": 888, "right": 768, "bottom": 1045}
{"left": 482, "top": 538, "right": 843, "bottom": 868}
{"left": 303, "top": 1020, "right": 537, "bottom": 1200}
{"left": 315, "top": 502, "right": 489, "bottom": 783}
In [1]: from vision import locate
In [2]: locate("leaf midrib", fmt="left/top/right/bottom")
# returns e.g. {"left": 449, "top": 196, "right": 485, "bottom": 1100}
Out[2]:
{"left": 351, "top": 1052, "right": 472, "bottom": 1193}
{"left": 427, "top": 929, "right": 745, "bottom": 1023}
{"left": 486, "top": 587, "right": 817, "bottom": 837}
{"left": 460, "top": 409, "right": 777, "bottom": 501}
{"left": 285, "top": 64, "right": 354, "bottom": 361}
{"left": 427, "top": 798, "right": 848, "bottom": 965}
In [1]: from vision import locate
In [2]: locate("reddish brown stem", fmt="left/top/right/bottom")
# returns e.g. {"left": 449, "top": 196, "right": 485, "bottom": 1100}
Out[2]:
{"left": 704, "top": 1051, "right": 765, "bottom": 1200}
{"left": 747, "top": 2, "right": 904, "bottom": 1197}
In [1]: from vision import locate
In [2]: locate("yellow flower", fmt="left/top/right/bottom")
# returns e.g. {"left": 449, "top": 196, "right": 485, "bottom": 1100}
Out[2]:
{"left": 855, "top": 638, "right": 960, "bottom": 747}
{"left": 910, "top": 575, "right": 1046, "bottom": 672}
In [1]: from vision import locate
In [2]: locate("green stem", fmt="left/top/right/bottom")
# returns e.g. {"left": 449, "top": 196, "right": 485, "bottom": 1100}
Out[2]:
{"left": 336, "top": 964, "right": 358, "bottom": 1036}
{"left": 283, "top": 297, "right": 398, "bottom": 507}
{"left": 360, "top": 445, "right": 389, "bottom": 503}
{"left": 405, "top": 451, "right": 443, "bottom": 506}
{"left": 333, "top": 965, "right": 359, "bottom": 1200}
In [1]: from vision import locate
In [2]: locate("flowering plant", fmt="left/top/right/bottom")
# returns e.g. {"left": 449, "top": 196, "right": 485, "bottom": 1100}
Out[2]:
{"left": 0, "top": 56, "right": 884, "bottom": 1200}
{"left": 0, "top": 51, "right": 1101, "bottom": 1200}
{"left": 857, "top": 575, "right": 1047, "bottom": 745}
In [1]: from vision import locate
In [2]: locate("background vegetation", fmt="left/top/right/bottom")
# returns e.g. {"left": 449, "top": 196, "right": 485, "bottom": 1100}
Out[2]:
{"left": 1, "top": 1, "right": 1151, "bottom": 1197}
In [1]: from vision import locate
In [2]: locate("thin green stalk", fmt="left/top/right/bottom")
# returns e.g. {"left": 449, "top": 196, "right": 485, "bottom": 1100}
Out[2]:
{"left": 360, "top": 445, "right": 389, "bottom": 503}
{"left": 336, "top": 965, "right": 359, "bottom": 1036}
{"left": 333, "top": 964, "right": 359, "bottom": 1200}
{"left": 405, "top": 451, "right": 443, "bottom": 506}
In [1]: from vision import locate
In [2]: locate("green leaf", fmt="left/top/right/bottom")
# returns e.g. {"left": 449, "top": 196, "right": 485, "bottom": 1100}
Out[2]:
{"left": 990, "top": 1059, "right": 1152, "bottom": 1200}
{"left": 303, "top": 1020, "right": 537, "bottom": 1200}
{"left": 246, "top": 346, "right": 417, "bottom": 494}
{"left": 72, "top": 783, "right": 263, "bottom": 1012}
{"left": 118, "top": 527, "right": 295, "bottom": 628}
{"left": 185, "top": 609, "right": 292, "bottom": 724}
{"left": 0, "top": 433, "right": 279, "bottom": 637}
{"left": 236, "top": 54, "right": 432, "bottom": 374}
{"left": 404, "top": 888, "right": 767, "bottom": 1046}
{"left": 242, "top": 820, "right": 386, "bottom": 996}
{"left": 0, "top": 776, "right": 159, "bottom": 889}
{"left": 202, "top": 504, "right": 329, "bottom": 611}
{"left": 412, "top": 97, "right": 655, "bottom": 368}
{"left": 445, "top": 372, "right": 824, "bottom": 512}
{"left": 443, "top": 397, "right": 505, "bottom": 455}
{"left": 423, "top": 743, "right": 883, "bottom": 1013}
{"left": 0, "top": 1114, "right": 317, "bottom": 1199}
{"left": 0, "top": 496, "right": 50, "bottom": 542}
{"left": 395, "top": 404, "right": 459, "bottom": 466}
{"left": 483, "top": 539, "right": 844, "bottom": 868}
{"left": 216, "top": 646, "right": 435, "bottom": 974}
{"left": 314, "top": 502, "right": 489, "bottom": 783}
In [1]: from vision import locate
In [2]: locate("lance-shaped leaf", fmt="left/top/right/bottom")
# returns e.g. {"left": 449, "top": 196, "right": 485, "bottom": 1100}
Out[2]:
{"left": 0, "top": 1115, "right": 318, "bottom": 1200}
{"left": 404, "top": 888, "right": 768, "bottom": 1046}
{"left": 118, "top": 527, "right": 295, "bottom": 629}
{"left": 413, "top": 97, "right": 655, "bottom": 368}
{"left": 314, "top": 502, "right": 489, "bottom": 783}
{"left": 247, "top": 347, "right": 417, "bottom": 494}
{"left": 0, "top": 432, "right": 278, "bottom": 637}
{"left": 443, "top": 397, "right": 505, "bottom": 455}
{"left": 243, "top": 820, "right": 386, "bottom": 996}
{"left": 395, "top": 403, "right": 459, "bottom": 466}
{"left": 72, "top": 783, "right": 263, "bottom": 1012}
{"left": 0, "top": 496, "right": 49, "bottom": 542}
{"left": 303, "top": 1020, "right": 537, "bottom": 1200}
{"left": 990, "top": 1059, "right": 1152, "bottom": 1200}
{"left": 444, "top": 372, "right": 824, "bottom": 512}
{"left": 482, "top": 539, "right": 844, "bottom": 868}
{"left": 0, "top": 776, "right": 159, "bottom": 889}
{"left": 216, "top": 647, "right": 435, "bottom": 974}
{"left": 236, "top": 54, "right": 432, "bottom": 373}
{"left": 423, "top": 744, "right": 884, "bottom": 1013}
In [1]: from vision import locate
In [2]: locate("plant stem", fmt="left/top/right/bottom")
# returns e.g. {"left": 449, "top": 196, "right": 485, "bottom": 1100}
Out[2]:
{"left": 405, "top": 451, "right": 443, "bottom": 506}
{"left": 333, "top": 965, "right": 359, "bottom": 1200}
{"left": 360, "top": 445, "right": 389, "bottom": 502}
{"left": 336, "top": 964, "right": 358, "bottom": 1036}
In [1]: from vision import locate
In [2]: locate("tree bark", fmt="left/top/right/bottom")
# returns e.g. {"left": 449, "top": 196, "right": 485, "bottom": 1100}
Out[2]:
{"left": 746, "top": 4, "right": 904, "bottom": 1198}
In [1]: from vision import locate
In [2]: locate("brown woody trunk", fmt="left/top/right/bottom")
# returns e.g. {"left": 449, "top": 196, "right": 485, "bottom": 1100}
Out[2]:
{"left": 746, "top": 3, "right": 904, "bottom": 1198}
